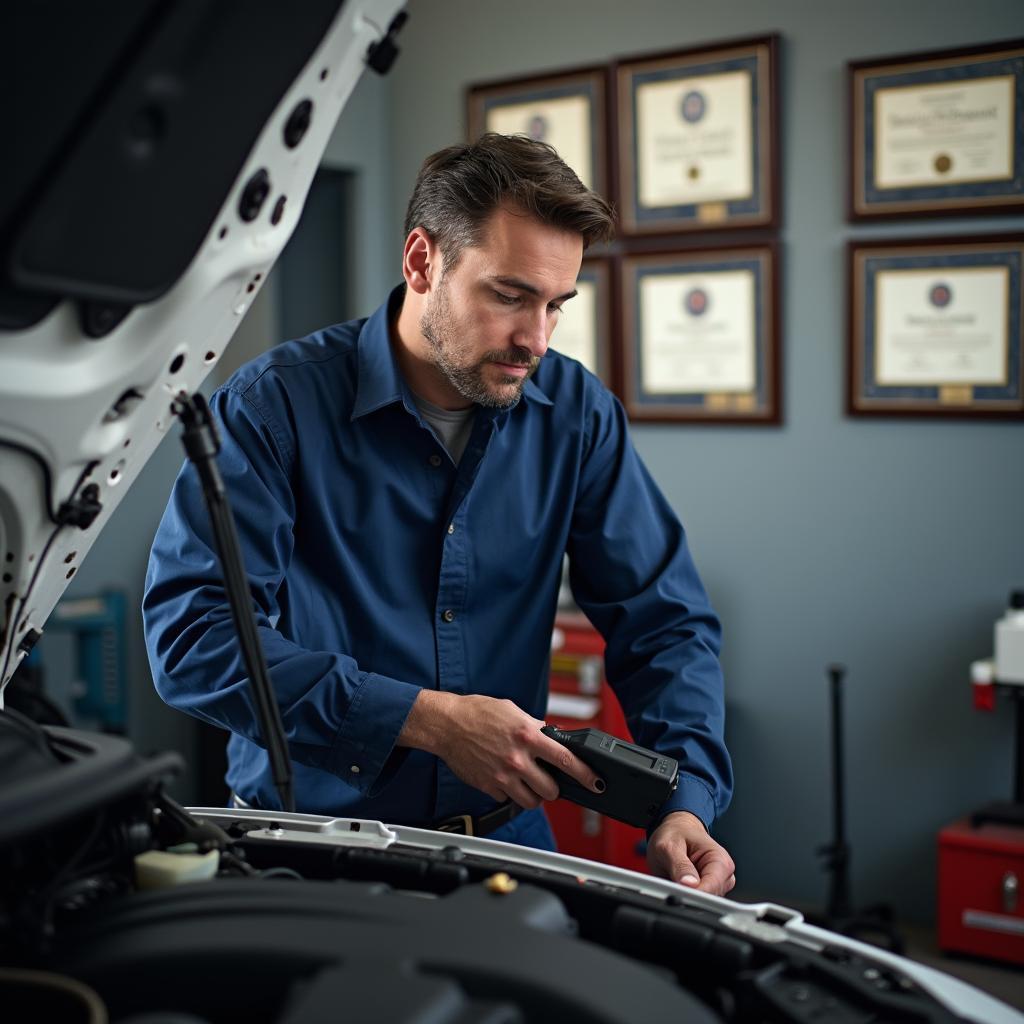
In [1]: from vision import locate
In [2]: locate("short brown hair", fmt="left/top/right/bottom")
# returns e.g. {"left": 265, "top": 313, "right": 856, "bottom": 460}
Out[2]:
{"left": 403, "top": 133, "right": 615, "bottom": 267}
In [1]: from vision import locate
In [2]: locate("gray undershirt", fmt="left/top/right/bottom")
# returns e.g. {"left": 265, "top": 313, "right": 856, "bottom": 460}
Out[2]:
{"left": 413, "top": 393, "right": 476, "bottom": 465}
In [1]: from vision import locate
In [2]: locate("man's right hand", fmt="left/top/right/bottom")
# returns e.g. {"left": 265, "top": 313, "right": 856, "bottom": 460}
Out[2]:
{"left": 397, "top": 690, "right": 602, "bottom": 809}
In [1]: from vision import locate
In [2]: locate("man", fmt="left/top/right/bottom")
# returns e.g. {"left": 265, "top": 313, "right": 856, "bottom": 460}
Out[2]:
{"left": 144, "top": 134, "right": 735, "bottom": 894}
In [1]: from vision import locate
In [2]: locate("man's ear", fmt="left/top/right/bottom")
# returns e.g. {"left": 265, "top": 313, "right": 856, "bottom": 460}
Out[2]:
{"left": 402, "top": 227, "right": 439, "bottom": 295}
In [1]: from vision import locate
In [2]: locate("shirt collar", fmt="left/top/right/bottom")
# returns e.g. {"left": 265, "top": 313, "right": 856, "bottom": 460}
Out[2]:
{"left": 352, "top": 285, "right": 410, "bottom": 420}
{"left": 352, "top": 284, "right": 554, "bottom": 420}
{"left": 521, "top": 377, "right": 554, "bottom": 407}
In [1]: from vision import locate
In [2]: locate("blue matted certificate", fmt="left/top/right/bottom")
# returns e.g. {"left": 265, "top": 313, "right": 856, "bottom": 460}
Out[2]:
{"left": 548, "top": 260, "right": 611, "bottom": 385}
{"left": 616, "top": 37, "right": 778, "bottom": 234}
{"left": 468, "top": 68, "right": 607, "bottom": 197}
{"left": 621, "top": 246, "right": 780, "bottom": 424}
{"left": 850, "top": 41, "right": 1024, "bottom": 220}
{"left": 849, "top": 237, "right": 1023, "bottom": 417}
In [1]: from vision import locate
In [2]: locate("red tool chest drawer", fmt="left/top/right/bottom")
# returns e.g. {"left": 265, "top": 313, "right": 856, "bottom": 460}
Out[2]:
{"left": 546, "top": 615, "right": 649, "bottom": 875}
{"left": 938, "top": 818, "right": 1024, "bottom": 965}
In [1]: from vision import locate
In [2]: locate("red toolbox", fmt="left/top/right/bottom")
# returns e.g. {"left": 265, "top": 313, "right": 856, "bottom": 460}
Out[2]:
{"left": 938, "top": 818, "right": 1024, "bottom": 965}
{"left": 546, "top": 615, "right": 649, "bottom": 875}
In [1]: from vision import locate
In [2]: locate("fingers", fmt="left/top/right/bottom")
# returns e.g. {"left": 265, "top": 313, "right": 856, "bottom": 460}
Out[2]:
{"left": 504, "top": 778, "right": 546, "bottom": 810}
{"left": 492, "top": 765, "right": 549, "bottom": 809}
{"left": 495, "top": 747, "right": 558, "bottom": 805}
{"left": 675, "top": 855, "right": 701, "bottom": 888}
{"left": 535, "top": 733, "right": 603, "bottom": 795}
{"left": 646, "top": 830, "right": 697, "bottom": 886}
{"left": 659, "top": 862, "right": 737, "bottom": 897}
{"left": 647, "top": 814, "right": 736, "bottom": 897}
{"left": 484, "top": 775, "right": 545, "bottom": 809}
{"left": 693, "top": 852, "right": 735, "bottom": 896}
{"left": 654, "top": 835, "right": 701, "bottom": 886}
{"left": 445, "top": 699, "right": 599, "bottom": 807}
{"left": 515, "top": 756, "right": 560, "bottom": 803}
{"left": 499, "top": 707, "right": 561, "bottom": 801}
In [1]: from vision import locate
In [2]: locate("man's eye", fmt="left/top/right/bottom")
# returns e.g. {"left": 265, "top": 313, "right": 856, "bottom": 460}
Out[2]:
{"left": 494, "top": 291, "right": 519, "bottom": 305}
{"left": 548, "top": 304, "right": 563, "bottom": 315}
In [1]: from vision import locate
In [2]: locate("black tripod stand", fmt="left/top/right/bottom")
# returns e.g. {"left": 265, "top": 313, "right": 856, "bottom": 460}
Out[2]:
{"left": 813, "top": 664, "right": 903, "bottom": 954}
{"left": 971, "top": 683, "right": 1024, "bottom": 828}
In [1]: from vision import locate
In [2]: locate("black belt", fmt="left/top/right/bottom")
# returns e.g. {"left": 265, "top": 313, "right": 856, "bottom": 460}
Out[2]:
{"left": 434, "top": 801, "right": 524, "bottom": 838}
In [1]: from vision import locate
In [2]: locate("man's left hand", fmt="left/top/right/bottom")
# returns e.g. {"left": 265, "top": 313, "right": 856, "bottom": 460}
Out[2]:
{"left": 647, "top": 811, "right": 735, "bottom": 896}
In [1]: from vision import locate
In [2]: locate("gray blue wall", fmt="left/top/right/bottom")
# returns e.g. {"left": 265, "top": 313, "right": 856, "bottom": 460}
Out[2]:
{"left": 381, "top": 0, "right": 1024, "bottom": 923}
{"left": 56, "top": 1, "right": 1022, "bottom": 923}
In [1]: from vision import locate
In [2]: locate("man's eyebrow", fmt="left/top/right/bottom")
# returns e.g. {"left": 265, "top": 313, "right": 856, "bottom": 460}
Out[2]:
{"left": 490, "top": 276, "right": 578, "bottom": 304}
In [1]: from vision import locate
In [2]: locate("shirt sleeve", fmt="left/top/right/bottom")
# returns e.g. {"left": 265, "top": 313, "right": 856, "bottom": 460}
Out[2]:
{"left": 566, "top": 384, "right": 733, "bottom": 831}
{"left": 142, "top": 384, "right": 422, "bottom": 797}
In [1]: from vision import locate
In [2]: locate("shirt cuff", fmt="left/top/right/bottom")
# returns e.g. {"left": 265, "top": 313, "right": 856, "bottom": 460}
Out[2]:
{"left": 648, "top": 773, "right": 718, "bottom": 836}
{"left": 328, "top": 670, "right": 422, "bottom": 796}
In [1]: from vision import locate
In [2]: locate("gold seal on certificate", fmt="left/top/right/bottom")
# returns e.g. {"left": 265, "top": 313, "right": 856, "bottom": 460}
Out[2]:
{"left": 621, "top": 245, "right": 781, "bottom": 424}
{"left": 874, "top": 75, "right": 1014, "bottom": 190}
{"left": 875, "top": 269, "right": 1009, "bottom": 387}
{"left": 849, "top": 40, "right": 1024, "bottom": 220}
{"left": 617, "top": 36, "right": 778, "bottom": 234}
{"left": 467, "top": 67, "right": 608, "bottom": 199}
{"left": 848, "top": 236, "right": 1024, "bottom": 418}
{"left": 638, "top": 270, "right": 756, "bottom": 394}
{"left": 635, "top": 72, "right": 753, "bottom": 209}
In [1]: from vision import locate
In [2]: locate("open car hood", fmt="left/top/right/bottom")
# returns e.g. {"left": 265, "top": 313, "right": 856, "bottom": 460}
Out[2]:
{"left": 0, "top": 0, "right": 405, "bottom": 692}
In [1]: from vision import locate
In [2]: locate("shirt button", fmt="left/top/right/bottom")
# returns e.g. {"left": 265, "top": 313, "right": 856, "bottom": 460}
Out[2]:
{"left": 429, "top": 454, "right": 442, "bottom": 467}
{"left": 442, "top": 609, "right": 455, "bottom": 623}
{"left": 350, "top": 765, "right": 361, "bottom": 774}
{"left": 447, "top": 523, "right": 455, "bottom": 535}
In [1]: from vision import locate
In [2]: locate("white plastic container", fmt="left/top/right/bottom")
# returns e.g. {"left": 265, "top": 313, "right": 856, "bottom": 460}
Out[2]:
{"left": 995, "top": 590, "right": 1024, "bottom": 685}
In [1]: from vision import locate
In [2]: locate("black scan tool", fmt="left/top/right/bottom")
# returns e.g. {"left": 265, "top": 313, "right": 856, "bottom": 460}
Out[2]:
{"left": 540, "top": 725, "right": 679, "bottom": 829}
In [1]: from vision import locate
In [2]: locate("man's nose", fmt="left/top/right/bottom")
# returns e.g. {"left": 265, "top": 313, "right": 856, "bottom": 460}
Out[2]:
{"left": 514, "top": 307, "right": 550, "bottom": 358}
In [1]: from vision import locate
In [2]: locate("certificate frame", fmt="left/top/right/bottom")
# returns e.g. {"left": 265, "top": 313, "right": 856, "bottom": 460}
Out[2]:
{"left": 620, "top": 242, "right": 781, "bottom": 424}
{"left": 847, "top": 235, "right": 1024, "bottom": 419}
{"left": 548, "top": 258, "right": 613, "bottom": 386}
{"left": 467, "top": 65, "right": 609, "bottom": 200}
{"left": 615, "top": 35, "right": 779, "bottom": 235}
{"left": 849, "top": 40, "right": 1024, "bottom": 221}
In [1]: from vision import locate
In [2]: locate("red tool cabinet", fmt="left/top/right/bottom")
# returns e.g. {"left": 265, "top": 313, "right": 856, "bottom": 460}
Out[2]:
{"left": 938, "top": 818, "right": 1024, "bottom": 965}
{"left": 545, "top": 615, "right": 649, "bottom": 875}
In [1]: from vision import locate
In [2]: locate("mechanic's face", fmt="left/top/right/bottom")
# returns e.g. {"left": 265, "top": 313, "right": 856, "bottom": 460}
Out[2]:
{"left": 420, "top": 207, "right": 583, "bottom": 409}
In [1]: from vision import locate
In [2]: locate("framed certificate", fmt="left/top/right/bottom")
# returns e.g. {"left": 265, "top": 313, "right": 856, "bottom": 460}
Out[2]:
{"left": 467, "top": 66, "right": 608, "bottom": 198}
{"left": 620, "top": 243, "right": 780, "bottom": 423}
{"left": 848, "top": 235, "right": 1024, "bottom": 418}
{"left": 615, "top": 35, "right": 779, "bottom": 234}
{"left": 849, "top": 40, "right": 1024, "bottom": 220}
{"left": 549, "top": 258, "right": 612, "bottom": 385}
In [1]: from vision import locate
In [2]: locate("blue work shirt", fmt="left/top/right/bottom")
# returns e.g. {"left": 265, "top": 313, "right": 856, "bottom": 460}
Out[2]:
{"left": 143, "top": 286, "right": 732, "bottom": 830}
